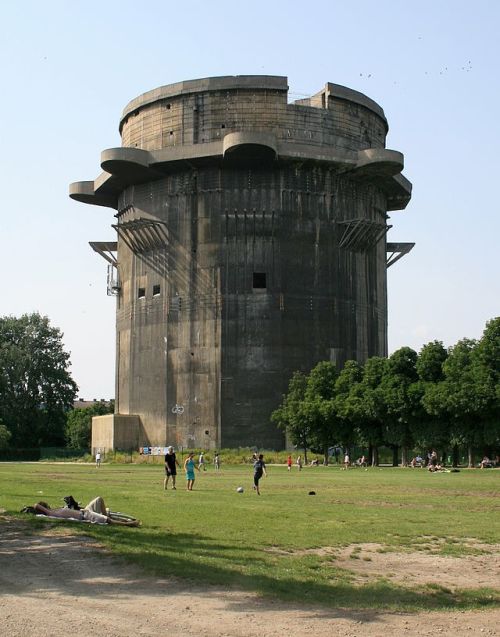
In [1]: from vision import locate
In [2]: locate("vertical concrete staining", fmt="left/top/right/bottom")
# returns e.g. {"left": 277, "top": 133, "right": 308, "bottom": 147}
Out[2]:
{"left": 70, "top": 75, "right": 412, "bottom": 450}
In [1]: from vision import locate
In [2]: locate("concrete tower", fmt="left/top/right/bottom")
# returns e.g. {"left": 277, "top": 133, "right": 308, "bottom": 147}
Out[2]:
{"left": 70, "top": 75, "right": 413, "bottom": 451}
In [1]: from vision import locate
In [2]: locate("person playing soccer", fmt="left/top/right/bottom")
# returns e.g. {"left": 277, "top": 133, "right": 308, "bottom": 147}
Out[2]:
{"left": 253, "top": 454, "right": 267, "bottom": 495}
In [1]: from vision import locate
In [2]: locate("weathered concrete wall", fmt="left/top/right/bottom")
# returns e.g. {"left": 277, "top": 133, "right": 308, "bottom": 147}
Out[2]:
{"left": 120, "top": 77, "right": 387, "bottom": 154}
{"left": 91, "top": 414, "right": 143, "bottom": 451}
{"left": 71, "top": 75, "right": 412, "bottom": 451}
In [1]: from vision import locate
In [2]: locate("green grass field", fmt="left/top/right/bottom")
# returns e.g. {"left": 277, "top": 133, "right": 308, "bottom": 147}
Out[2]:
{"left": 1, "top": 462, "right": 498, "bottom": 611}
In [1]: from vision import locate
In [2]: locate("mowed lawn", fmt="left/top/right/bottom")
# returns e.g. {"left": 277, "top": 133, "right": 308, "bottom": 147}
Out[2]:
{"left": 1, "top": 461, "right": 498, "bottom": 610}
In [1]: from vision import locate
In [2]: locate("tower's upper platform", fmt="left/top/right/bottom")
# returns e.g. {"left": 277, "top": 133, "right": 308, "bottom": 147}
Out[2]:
{"left": 70, "top": 75, "right": 411, "bottom": 211}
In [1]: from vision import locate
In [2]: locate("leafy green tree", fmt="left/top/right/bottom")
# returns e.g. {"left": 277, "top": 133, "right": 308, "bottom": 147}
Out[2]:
{"left": 422, "top": 323, "right": 500, "bottom": 466}
{"left": 0, "top": 313, "right": 78, "bottom": 447}
{"left": 304, "top": 361, "right": 340, "bottom": 463}
{"left": 333, "top": 360, "right": 364, "bottom": 455}
{"left": 416, "top": 340, "right": 448, "bottom": 382}
{"left": 472, "top": 318, "right": 500, "bottom": 456}
{"left": 0, "top": 422, "right": 12, "bottom": 450}
{"left": 273, "top": 362, "right": 350, "bottom": 464}
{"left": 65, "top": 400, "right": 114, "bottom": 450}
{"left": 271, "top": 372, "right": 311, "bottom": 463}
{"left": 424, "top": 339, "right": 486, "bottom": 467}
{"left": 475, "top": 317, "right": 500, "bottom": 379}
{"left": 334, "top": 360, "right": 363, "bottom": 397}
{"left": 352, "top": 357, "right": 388, "bottom": 466}
{"left": 444, "top": 339, "right": 486, "bottom": 467}
{"left": 413, "top": 341, "right": 451, "bottom": 462}
{"left": 380, "top": 347, "right": 419, "bottom": 466}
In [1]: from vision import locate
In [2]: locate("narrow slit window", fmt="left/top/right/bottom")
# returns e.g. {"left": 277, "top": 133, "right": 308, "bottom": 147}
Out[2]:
{"left": 153, "top": 284, "right": 161, "bottom": 297}
{"left": 138, "top": 287, "right": 146, "bottom": 299}
{"left": 253, "top": 272, "right": 266, "bottom": 289}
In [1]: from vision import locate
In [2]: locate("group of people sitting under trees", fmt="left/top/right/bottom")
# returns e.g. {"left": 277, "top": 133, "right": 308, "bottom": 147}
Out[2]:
{"left": 410, "top": 450, "right": 448, "bottom": 471}
{"left": 408, "top": 451, "right": 499, "bottom": 471}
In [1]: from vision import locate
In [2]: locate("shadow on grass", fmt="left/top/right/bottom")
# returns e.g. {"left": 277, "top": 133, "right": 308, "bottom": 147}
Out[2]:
{"left": 86, "top": 523, "right": 499, "bottom": 612}
{"left": 3, "top": 517, "right": 499, "bottom": 614}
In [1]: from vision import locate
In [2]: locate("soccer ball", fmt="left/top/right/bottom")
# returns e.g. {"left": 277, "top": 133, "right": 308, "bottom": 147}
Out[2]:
{"left": 236, "top": 486, "right": 244, "bottom": 493}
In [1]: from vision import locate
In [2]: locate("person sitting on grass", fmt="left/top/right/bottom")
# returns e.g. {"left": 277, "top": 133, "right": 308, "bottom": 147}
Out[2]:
{"left": 479, "top": 456, "right": 492, "bottom": 469}
{"left": 428, "top": 463, "right": 443, "bottom": 472}
{"left": 427, "top": 452, "right": 444, "bottom": 472}
{"left": 33, "top": 497, "right": 140, "bottom": 526}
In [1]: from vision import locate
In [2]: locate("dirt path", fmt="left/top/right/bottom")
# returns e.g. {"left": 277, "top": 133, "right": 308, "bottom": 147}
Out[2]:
{"left": 0, "top": 520, "right": 498, "bottom": 637}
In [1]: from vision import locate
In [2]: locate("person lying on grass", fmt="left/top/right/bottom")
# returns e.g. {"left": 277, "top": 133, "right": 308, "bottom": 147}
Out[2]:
{"left": 33, "top": 496, "right": 140, "bottom": 526}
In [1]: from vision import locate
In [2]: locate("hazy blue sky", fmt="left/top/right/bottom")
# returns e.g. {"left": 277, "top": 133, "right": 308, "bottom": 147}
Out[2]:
{"left": 1, "top": 1, "right": 498, "bottom": 399}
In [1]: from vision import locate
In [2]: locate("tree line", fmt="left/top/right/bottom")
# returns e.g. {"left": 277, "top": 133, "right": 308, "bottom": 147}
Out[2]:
{"left": 271, "top": 317, "right": 500, "bottom": 467}
{"left": 1, "top": 312, "right": 499, "bottom": 462}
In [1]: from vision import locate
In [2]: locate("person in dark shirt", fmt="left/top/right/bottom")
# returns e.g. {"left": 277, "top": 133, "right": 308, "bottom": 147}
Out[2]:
{"left": 253, "top": 454, "right": 267, "bottom": 495}
{"left": 164, "top": 446, "right": 180, "bottom": 490}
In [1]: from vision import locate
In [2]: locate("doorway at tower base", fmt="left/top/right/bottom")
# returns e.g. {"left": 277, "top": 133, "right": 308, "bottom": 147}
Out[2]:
{"left": 91, "top": 414, "right": 142, "bottom": 452}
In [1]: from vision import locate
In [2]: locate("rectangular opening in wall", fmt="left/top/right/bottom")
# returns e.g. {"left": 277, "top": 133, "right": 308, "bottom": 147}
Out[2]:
{"left": 138, "top": 287, "right": 146, "bottom": 299}
{"left": 253, "top": 272, "right": 266, "bottom": 289}
{"left": 153, "top": 284, "right": 161, "bottom": 297}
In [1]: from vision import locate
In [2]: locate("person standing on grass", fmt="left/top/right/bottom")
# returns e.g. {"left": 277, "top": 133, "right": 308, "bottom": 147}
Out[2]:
{"left": 95, "top": 450, "right": 101, "bottom": 468}
{"left": 164, "top": 446, "right": 180, "bottom": 490}
{"left": 253, "top": 454, "right": 267, "bottom": 495}
{"left": 296, "top": 455, "right": 302, "bottom": 471}
{"left": 214, "top": 452, "right": 220, "bottom": 471}
{"left": 198, "top": 451, "right": 206, "bottom": 471}
{"left": 287, "top": 454, "right": 292, "bottom": 472}
{"left": 343, "top": 451, "right": 350, "bottom": 470}
{"left": 184, "top": 452, "right": 200, "bottom": 490}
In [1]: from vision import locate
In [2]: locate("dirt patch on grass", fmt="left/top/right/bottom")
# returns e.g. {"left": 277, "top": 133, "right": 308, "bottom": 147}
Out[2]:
{"left": 1, "top": 520, "right": 498, "bottom": 637}
{"left": 266, "top": 539, "right": 499, "bottom": 590}
{"left": 334, "top": 542, "right": 499, "bottom": 590}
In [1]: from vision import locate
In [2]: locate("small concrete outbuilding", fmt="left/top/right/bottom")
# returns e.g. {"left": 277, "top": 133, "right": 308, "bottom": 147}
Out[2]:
{"left": 70, "top": 75, "right": 413, "bottom": 452}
